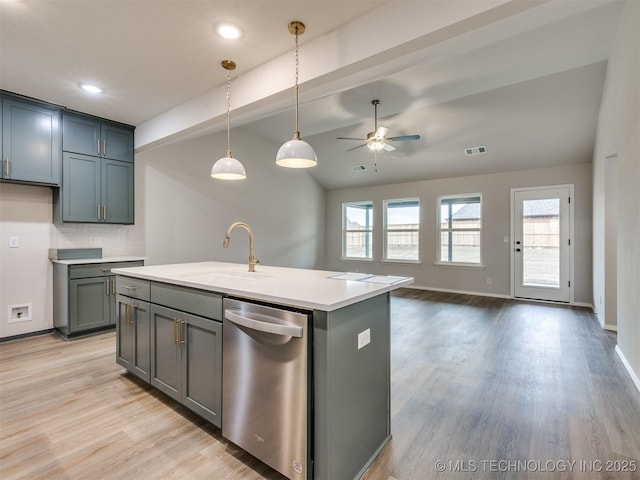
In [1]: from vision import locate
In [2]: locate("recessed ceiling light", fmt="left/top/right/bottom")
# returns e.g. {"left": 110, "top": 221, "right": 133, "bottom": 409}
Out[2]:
{"left": 79, "top": 83, "right": 104, "bottom": 94}
{"left": 216, "top": 23, "right": 242, "bottom": 40}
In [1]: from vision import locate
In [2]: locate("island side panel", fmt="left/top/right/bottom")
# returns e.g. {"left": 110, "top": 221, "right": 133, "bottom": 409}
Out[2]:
{"left": 313, "top": 292, "right": 391, "bottom": 480}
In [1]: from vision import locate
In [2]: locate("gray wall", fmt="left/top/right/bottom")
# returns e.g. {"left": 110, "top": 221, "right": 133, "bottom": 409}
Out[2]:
{"left": 592, "top": 0, "right": 640, "bottom": 387}
{"left": 131, "top": 128, "right": 325, "bottom": 269}
{"left": 325, "top": 163, "right": 593, "bottom": 305}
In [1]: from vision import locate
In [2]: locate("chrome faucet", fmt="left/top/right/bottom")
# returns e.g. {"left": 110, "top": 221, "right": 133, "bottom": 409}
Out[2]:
{"left": 223, "top": 222, "right": 260, "bottom": 272}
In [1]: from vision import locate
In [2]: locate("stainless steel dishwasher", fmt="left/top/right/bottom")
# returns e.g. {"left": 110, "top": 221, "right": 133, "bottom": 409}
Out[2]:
{"left": 222, "top": 298, "right": 311, "bottom": 480}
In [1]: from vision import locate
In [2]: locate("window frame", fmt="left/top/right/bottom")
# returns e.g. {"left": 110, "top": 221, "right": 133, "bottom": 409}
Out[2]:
{"left": 383, "top": 197, "right": 420, "bottom": 264}
{"left": 341, "top": 201, "right": 374, "bottom": 261}
{"left": 436, "top": 193, "right": 483, "bottom": 267}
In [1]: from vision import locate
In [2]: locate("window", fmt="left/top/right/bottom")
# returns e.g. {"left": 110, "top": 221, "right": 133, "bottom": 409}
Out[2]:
{"left": 342, "top": 201, "right": 374, "bottom": 260}
{"left": 384, "top": 198, "right": 420, "bottom": 262}
{"left": 438, "top": 194, "right": 482, "bottom": 264}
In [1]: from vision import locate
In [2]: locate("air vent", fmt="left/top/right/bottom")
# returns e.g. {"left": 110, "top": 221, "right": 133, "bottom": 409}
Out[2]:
{"left": 465, "top": 146, "right": 487, "bottom": 156}
{"left": 351, "top": 165, "right": 367, "bottom": 172}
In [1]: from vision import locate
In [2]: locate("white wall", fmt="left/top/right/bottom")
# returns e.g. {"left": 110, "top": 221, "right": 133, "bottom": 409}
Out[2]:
{"left": 134, "top": 128, "right": 325, "bottom": 269}
{"left": 325, "top": 163, "right": 593, "bottom": 305}
{"left": 592, "top": 0, "right": 640, "bottom": 388}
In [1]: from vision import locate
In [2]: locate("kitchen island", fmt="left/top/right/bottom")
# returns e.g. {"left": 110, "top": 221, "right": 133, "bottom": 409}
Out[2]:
{"left": 112, "top": 261, "right": 412, "bottom": 480}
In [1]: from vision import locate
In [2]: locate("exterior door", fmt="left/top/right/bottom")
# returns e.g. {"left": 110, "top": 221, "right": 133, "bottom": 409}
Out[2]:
{"left": 512, "top": 186, "right": 572, "bottom": 302}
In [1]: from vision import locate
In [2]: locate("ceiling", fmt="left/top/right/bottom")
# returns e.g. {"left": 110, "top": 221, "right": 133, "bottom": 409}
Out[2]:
{"left": 0, "top": 0, "right": 623, "bottom": 190}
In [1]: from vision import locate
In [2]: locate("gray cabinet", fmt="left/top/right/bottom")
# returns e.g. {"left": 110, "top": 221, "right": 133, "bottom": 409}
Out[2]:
{"left": 56, "top": 111, "right": 134, "bottom": 224}
{"left": 59, "top": 152, "right": 133, "bottom": 223}
{"left": 150, "top": 303, "right": 222, "bottom": 427}
{"left": 1, "top": 94, "right": 61, "bottom": 185}
{"left": 63, "top": 113, "right": 133, "bottom": 162}
{"left": 53, "top": 260, "right": 144, "bottom": 338}
{"left": 114, "top": 276, "right": 223, "bottom": 427}
{"left": 116, "top": 294, "right": 150, "bottom": 382}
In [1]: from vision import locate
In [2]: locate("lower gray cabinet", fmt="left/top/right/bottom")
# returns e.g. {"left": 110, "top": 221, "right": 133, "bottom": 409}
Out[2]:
{"left": 150, "top": 304, "right": 222, "bottom": 427}
{"left": 116, "top": 295, "right": 150, "bottom": 382}
{"left": 53, "top": 260, "right": 143, "bottom": 338}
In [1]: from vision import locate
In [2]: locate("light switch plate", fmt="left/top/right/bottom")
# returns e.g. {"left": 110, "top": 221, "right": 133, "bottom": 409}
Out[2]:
{"left": 357, "top": 328, "right": 371, "bottom": 350}
{"left": 9, "top": 236, "right": 18, "bottom": 248}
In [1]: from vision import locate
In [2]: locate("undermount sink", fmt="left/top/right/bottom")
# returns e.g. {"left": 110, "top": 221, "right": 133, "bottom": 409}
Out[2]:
{"left": 178, "top": 270, "right": 274, "bottom": 282}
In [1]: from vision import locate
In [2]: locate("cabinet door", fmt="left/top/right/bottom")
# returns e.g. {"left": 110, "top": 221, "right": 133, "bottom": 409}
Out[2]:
{"left": 62, "top": 152, "right": 101, "bottom": 222}
{"left": 62, "top": 113, "right": 100, "bottom": 156}
{"left": 102, "top": 159, "right": 133, "bottom": 224}
{"left": 116, "top": 294, "right": 134, "bottom": 371}
{"left": 2, "top": 97, "right": 61, "bottom": 185}
{"left": 116, "top": 295, "right": 151, "bottom": 382}
{"left": 69, "top": 277, "right": 110, "bottom": 333}
{"left": 102, "top": 123, "right": 133, "bottom": 162}
{"left": 150, "top": 304, "right": 182, "bottom": 401}
{"left": 182, "top": 314, "right": 222, "bottom": 427}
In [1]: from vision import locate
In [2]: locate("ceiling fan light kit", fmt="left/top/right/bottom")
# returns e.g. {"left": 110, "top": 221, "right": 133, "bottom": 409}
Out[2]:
{"left": 275, "top": 21, "right": 317, "bottom": 169}
{"left": 212, "top": 60, "right": 247, "bottom": 180}
{"left": 337, "top": 99, "right": 421, "bottom": 154}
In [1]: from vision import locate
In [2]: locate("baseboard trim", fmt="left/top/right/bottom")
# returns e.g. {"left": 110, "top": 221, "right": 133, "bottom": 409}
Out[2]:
{"left": 0, "top": 328, "right": 55, "bottom": 343}
{"left": 604, "top": 324, "right": 618, "bottom": 332}
{"left": 615, "top": 345, "right": 640, "bottom": 394}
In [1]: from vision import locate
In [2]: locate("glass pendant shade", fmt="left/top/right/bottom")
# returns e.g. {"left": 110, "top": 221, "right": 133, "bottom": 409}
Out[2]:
{"left": 211, "top": 154, "right": 246, "bottom": 180}
{"left": 367, "top": 141, "right": 385, "bottom": 151}
{"left": 275, "top": 138, "right": 317, "bottom": 168}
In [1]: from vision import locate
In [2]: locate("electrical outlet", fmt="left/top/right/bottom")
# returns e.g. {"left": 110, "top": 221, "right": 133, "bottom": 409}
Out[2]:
{"left": 357, "top": 329, "right": 371, "bottom": 350}
{"left": 9, "top": 236, "right": 18, "bottom": 248}
{"left": 93, "top": 236, "right": 102, "bottom": 246}
{"left": 486, "top": 276, "right": 493, "bottom": 285}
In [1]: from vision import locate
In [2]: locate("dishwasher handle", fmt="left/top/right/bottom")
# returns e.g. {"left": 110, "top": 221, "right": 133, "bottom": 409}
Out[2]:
{"left": 225, "top": 309, "right": 303, "bottom": 338}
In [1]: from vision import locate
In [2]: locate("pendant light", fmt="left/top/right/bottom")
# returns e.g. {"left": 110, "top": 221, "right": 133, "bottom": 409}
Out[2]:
{"left": 211, "top": 60, "right": 246, "bottom": 180}
{"left": 275, "top": 21, "right": 317, "bottom": 168}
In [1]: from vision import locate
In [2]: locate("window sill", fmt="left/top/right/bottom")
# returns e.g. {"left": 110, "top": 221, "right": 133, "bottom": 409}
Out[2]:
{"left": 433, "top": 262, "right": 485, "bottom": 269}
{"left": 381, "top": 259, "right": 421, "bottom": 265}
{"left": 341, "top": 257, "right": 374, "bottom": 262}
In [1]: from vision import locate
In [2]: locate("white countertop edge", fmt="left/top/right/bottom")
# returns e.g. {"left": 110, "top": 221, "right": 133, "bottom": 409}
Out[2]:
{"left": 111, "top": 262, "right": 413, "bottom": 312}
{"left": 51, "top": 256, "right": 147, "bottom": 265}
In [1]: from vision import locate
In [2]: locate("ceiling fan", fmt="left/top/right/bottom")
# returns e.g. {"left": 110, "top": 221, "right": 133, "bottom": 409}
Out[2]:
{"left": 337, "top": 99, "right": 421, "bottom": 152}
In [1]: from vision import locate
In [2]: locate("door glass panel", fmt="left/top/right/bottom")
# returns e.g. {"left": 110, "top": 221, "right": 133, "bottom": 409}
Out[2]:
{"left": 522, "top": 198, "right": 560, "bottom": 287}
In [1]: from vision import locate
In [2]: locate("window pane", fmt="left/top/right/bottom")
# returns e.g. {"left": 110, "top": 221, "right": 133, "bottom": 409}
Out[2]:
{"left": 386, "top": 232, "right": 419, "bottom": 261}
{"left": 522, "top": 198, "right": 560, "bottom": 287}
{"left": 345, "top": 204, "right": 373, "bottom": 228}
{"left": 345, "top": 232, "right": 372, "bottom": 258}
{"left": 438, "top": 194, "right": 481, "bottom": 264}
{"left": 387, "top": 203, "right": 419, "bottom": 226}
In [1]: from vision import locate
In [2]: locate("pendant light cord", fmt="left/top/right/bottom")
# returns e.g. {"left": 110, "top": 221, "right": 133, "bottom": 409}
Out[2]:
{"left": 294, "top": 26, "right": 301, "bottom": 140}
{"left": 226, "top": 68, "right": 232, "bottom": 157}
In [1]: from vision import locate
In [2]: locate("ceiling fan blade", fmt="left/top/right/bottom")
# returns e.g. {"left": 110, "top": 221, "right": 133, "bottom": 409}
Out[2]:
{"left": 337, "top": 137, "right": 367, "bottom": 141}
{"left": 347, "top": 143, "right": 368, "bottom": 152}
{"left": 383, "top": 143, "right": 396, "bottom": 152}
{"left": 388, "top": 134, "right": 421, "bottom": 142}
{"left": 374, "top": 126, "right": 389, "bottom": 139}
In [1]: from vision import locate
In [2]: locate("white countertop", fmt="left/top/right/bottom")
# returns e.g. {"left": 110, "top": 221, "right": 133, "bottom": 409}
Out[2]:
{"left": 112, "top": 261, "right": 413, "bottom": 312}
{"left": 51, "top": 256, "right": 147, "bottom": 265}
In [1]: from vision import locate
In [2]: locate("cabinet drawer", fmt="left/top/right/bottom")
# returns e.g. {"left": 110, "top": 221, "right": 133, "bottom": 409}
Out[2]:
{"left": 116, "top": 276, "right": 150, "bottom": 301}
{"left": 151, "top": 282, "right": 222, "bottom": 321}
{"left": 69, "top": 261, "right": 144, "bottom": 279}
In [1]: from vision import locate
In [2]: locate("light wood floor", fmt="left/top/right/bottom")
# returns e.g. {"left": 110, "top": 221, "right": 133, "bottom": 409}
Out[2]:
{"left": 2, "top": 290, "right": 640, "bottom": 479}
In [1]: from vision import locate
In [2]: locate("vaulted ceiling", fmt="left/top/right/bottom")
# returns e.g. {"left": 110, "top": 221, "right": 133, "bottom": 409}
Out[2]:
{"left": 0, "top": 0, "right": 623, "bottom": 189}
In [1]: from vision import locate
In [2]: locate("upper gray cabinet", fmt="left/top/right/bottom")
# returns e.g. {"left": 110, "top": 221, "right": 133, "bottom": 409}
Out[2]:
{"left": 63, "top": 113, "right": 133, "bottom": 163}
{"left": 57, "top": 111, "right": 135, "bottom": 224}
{"left": 1, "top": 94, "right": 61, "bottom": 185}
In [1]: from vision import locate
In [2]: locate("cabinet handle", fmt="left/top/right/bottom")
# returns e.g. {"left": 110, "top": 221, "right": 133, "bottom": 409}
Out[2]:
{"left": 179, "top": 320, "right": 186, "bottom": 345}
{"left": 111, "top": 278, "right": 116, "bottom": 295}
{"left": 173, "top": 318, "right": 178, "bottom": 344}
{"left": 103, "top": 140, "right": 107, "bottom": 157}
{"left": 121, "top": 285, "right": 138, "bottom": 291}
{"left": 106, "top": 278, "right": 110, "bottom": 296}
{"left": 103, "top": 206, "right": 107, "bottom": 220}
{"left": 3, "top": 158, "right": 9, "bottom": 177}
{"left": 97, "top": 205, "right": 101, "bottom": 220}
{"left": 129, "top": 303, "right": 137, "bottom": 325}
{"left": 97, "top": 139, "right": 101, "bottom": 156}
